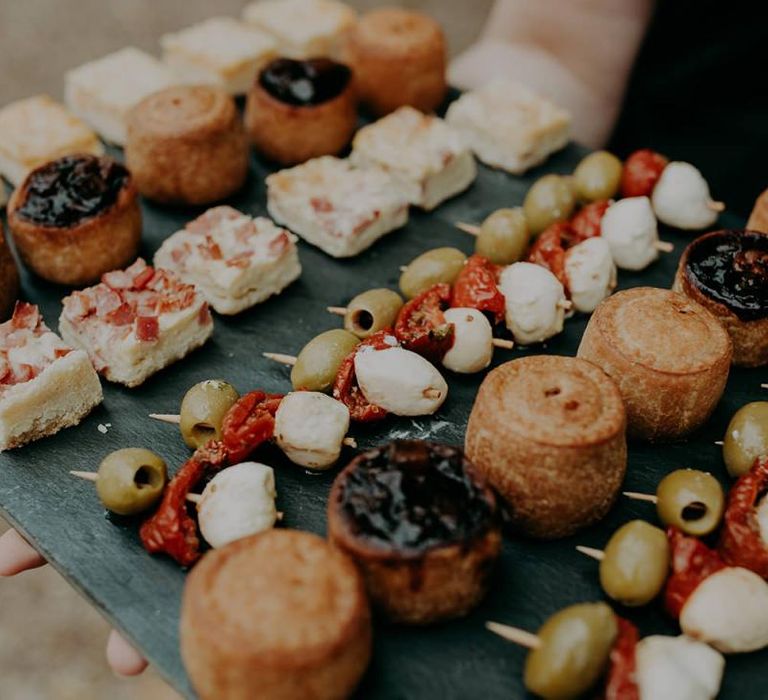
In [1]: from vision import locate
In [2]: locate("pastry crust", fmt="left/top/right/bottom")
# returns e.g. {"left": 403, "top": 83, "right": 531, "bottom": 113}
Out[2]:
{"left": 748, "top": 189, "right": 768, "bottom": 233}
{"left": 0, "top": 224, "right": 19, "bottom": 321}
{"left": 181, "top": 530, "right": 371, "bottom": 700}
{"left": 7, "top": 159, "right": 141, "bottom": 286}
{"left": 673, "top": 230, "right": 768, "bottom": 367}
{"left": 327, "top": 442, "right": 502, "bottom": 624}
{"left": 244, "top": 70, "right": 357, "bottom": 165}
{"left": 465, "top": 356, "right": 627, "bottom": 538}
{"left": 578, "top": 287, "right": 732, "bottom": 441}
{"left": 0, "top": 95, "right": 104, "bottom": 186}
{"left": 125, "top": 85, "right": 248, "bottom": 206}
{"left": 344, "top": 8, "right": 447, "bottom": 116}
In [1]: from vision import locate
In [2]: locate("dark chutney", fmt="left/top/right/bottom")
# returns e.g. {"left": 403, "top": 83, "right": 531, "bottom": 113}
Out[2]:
{"left": 686, "top": 229, "right": 768, "bottom": 321}
{"left": 17, "top": 155, "right": 130, "bottom": 228}
{"left": 338, "top": 440, "right": 496, "bottom": 553}
{"left": 259, "top": 58, "right": 352, "bottom": 107}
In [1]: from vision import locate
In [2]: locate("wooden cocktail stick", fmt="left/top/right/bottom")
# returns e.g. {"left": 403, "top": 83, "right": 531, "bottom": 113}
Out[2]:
{"left": 623, "top": 490, "right": 658, "bottom": 504}
{"left": 761, "top": 383, "right": 768, "bottom": 390}
{"left": 326, "top": 306, "right": 516, "bottom": 350}
{"left": 455, "top": 222, "right": 674, "bottom": 252}
{"left": 263, "top": 352, "right": 297, "bottom": 366}
{"left": 576, "top": 545, "right": 605, "bottom": 561}
{"left": 485, "top": 621, "right": 541, "bottom": 649}
{"left": 714, "top": 440, "right": 724, "bottom": 446}
{"left": 707, "top": 200, "right": 726, "bottom": 212}
{"left": 69, "top": 470, "right": 285, "bottom": 518}
{"left": 148, "top": 413, "right": 357, "bottom": 448}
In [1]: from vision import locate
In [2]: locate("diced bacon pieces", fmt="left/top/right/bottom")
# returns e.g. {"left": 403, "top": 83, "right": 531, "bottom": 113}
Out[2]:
{"left": 104, "top": 302, "right": 135, "bottom": 326}
{"left": 132, "top": 265, "right": 156, "bottom": 290}
{"left": 136, "top": 316, "right": 160, "bottom": 342}
{"left": 268, "top": 231, "right": 290, "bottom": 256}
{"left": 311, "top": 197, "right": 334, "bottom": 213}
{"left": 197, "top": 303, "right": 212, "bottom": 326}
{"left": 102, "top": 269, "right": 134, "bottom": 289}
{"left": 11, "top": 302, "right": 41, "bottom": 331}
{"left": 226, "top": 252, "right": 254, "bottom": 268}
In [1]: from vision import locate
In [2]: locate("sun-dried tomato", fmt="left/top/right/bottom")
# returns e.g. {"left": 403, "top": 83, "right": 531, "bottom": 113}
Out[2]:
{"left": 571, "top": 200, "right": 611, "bottom": 242}
{"left": 603, "top": 617, "right": 640, "bottom": 700}
{"left": 333, "top": 331, "right": 392, "bottom": 422}
{"left": 451, "top": 255, "right": 505, "bottom": 324}
{"left": 394, "top": 283, "right": 454, "bottom": 362}
{"left": 718, "top": 456, "right": 768, "bottom": 579}
{"left": 527, "top": 222, "right": 573, "bottom": 288}
{"left": 140, "top": 450, "right": 210, "bottom": 568}
{"left": 620, "top": 149, "right": 668, "bottom": 198}
{"left": 664, "top": 527, "right": 726, "bottom": 618}
{"left": 220, "top": 390, "right": 283, "bottom": 464}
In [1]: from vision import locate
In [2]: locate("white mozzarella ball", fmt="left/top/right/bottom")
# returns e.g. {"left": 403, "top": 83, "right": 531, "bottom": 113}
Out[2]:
{"left": 680, "top": 566, "right": 768, "bottom": 653}
{"left": 652, "top": 161, "right": 720, "bottom": 230}
{"left": 635, "top": 635, "right": 724, "bottom": 700}
{"left": 497, "top": 262, "right": 565, "bottom": 345}
{"left": 756, "top": 495, "right": 768, "bottom": 547}
{"left": 274, "top": 391, "right": 350, "bottom": 469}
{"left": 564, "top": 237, "right": 617, "bottom": 313}
{"left": 442, "top": 308, "right": 494, "bottom": 374}
{"left": 601, "top": 196, "right": 659, "bottom": 270}
{"left": 197, "top": 462, "right": 277, "bottom": 549}
{"left": 354, "top": 346, "right": 447, "bottom": 416}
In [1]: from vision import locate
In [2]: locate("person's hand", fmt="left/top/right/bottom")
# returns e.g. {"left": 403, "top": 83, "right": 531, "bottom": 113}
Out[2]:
{"left": 0, "top": 527, "right": 148, "bottom": 676}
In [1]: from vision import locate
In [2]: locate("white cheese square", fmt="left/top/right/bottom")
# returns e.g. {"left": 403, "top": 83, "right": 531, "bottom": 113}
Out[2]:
{"left": 154, "top": 206, "right": 302, "bottom": 315}
{"left": 445, "top": 79, "right": 570, "bottom": 174}
{"left": 0, "top": 95, "right": 104, "bottom": 186}
{"left": 266, "top": 156, "right": 410, "bottom": 258}
{"left": 161, "top": 17, "right": 277, "bottom": 95}
{"left": 59, "top": 259, "right": 214, "bottom": 388}
{"left": 243, "top": 0, "right": 357, "bottom": 58}
{"left": 65, "top": 47, "right": 177, "bottom": 145}
{"left": 0, "top": 304, "right": 102, "bottom": 451}
{"left": 351, "top": 106, "right": 476, "bottom": 210}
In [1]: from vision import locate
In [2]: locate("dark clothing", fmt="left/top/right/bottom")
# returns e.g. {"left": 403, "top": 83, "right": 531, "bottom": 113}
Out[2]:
{"left": 610, "top": 1, "right": 767, "bottom": 217}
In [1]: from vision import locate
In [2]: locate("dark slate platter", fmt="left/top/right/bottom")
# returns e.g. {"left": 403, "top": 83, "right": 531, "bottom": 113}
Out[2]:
{"left": 1, "top": 131, "right": 765, "bottom": 699}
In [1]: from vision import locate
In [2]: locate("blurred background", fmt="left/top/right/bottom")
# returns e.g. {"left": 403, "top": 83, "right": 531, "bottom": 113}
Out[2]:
{"left": 0, "top": 2, "right": 488, "bottom": 698}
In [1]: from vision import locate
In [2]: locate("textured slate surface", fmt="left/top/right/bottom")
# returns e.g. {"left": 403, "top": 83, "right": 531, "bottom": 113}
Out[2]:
{"left": 1, "top": 134, "right": 765, "bottom": 699}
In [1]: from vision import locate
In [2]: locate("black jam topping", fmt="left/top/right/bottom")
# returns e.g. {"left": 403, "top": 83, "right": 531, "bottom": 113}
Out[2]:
{"left": 686, "top": 230, "right": 768, "bottom": 321}
{"left": 259, "top": 57, "right": 352, "bottom": 107}
{"left": 17, "top": 155, "right": 129, "bottom": 228}
{"left": 339, "top": 440, "right": 496, "bottom": 553}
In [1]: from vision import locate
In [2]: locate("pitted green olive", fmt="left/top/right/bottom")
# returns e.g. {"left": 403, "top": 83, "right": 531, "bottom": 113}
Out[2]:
{"left": 573, "top": 151, "right": 622, "bottom": 202}
{"left": 723, "top": 402, "right": 768, "bottom": 478}
{"left": 291, "top": 329, "right": 360, "bottom": 393}
{"left": 524, "top": 602, "right": 617, "bottom": 700}
{"left": 96, "top": 448, "right": 167, "bottom": 516}
{"left": 399, "top": 247, "right": 467, "bottom": 299}
{"left": 344, "top": 288, "right": 404, "bottom": 339}
{"left": 475, "top": 208, "right": 530, "bottom": 264}
{"left": 655, "top": 469, "right": 725, "bottom": 536}
{"left": 599, "top": 520, "right": 670, "bottom": 607}
{"left": 179, "top": 380, "right": 240, "bottom": 449}
{"left": 523, "top": 175, "right": 576, "bottom": 235}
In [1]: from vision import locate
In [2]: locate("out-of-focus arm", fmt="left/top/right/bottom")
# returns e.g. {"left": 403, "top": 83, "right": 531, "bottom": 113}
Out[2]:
{"left": 449, "top": 0, "right": 654, "bottom": 147}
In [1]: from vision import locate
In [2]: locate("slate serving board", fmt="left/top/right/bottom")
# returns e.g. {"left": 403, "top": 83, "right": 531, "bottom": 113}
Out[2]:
{"left": 1, "top": 126, "right": 765, "bottom": 699}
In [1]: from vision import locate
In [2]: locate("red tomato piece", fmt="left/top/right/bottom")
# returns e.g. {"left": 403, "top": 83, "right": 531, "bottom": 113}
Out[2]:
{"left": 135, "top": 316, "right": 159, "bottom": 342}
{"left": 620, "top": 149, "right": 668, "bottom": 198}
{"left": 394, "top": 283, "right": 454, "bottom": 363}
{"left": 451, "top": 255, "right": 505, "bottom": 324}
{"left": 221, "top": 390, "right": 283, "bottom": 464}
{"left": 527, "top": 222, "right": 573, "bottom": 289}
{"left": 718, "top": 456, "right": 768, "bottom": 579}
{"left": 571, "top": 200, "right": 611, "bottom": 242}
{"left": 604, "top": 617, "right": 640, "bottom": 700}
{"left": 664, "top": 527, "right": 726, "bottom": 618}
{"left": 332, "top": 330, "right": 393, "bottom": 423}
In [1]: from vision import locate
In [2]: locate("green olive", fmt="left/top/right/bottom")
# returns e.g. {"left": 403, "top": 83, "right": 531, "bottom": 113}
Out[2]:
{"left": 523, "top": 175, "right": 577, "bottom": 235}
{"left": 96, "top": 448, "right": 167, "bottom": 516}
{"left": 291, "top": 329, "right": 360, "bottom": 393}
{"left": 723, "top": 402, "right": 768, "bottom": 477}
{"left": 399, "top": 247, "right": 467, "bottom": 299}
{"left": 344, "top": 288, "right": 404, "bottom": 339}
{"left": 179, "top": 380, "right": 240, "bottom": 449}
{"left": 599, "top": 520, "right": 670, "bottom": 607}
{"left": 655, "top": 469, "right": 725, "bottom": 536}
{"left": 525, "top": 602, "right": 617, "bottom": 700}
{"left": 573, "top": 151, "right": 623, "bottom": 202}
{"left": 475, "top": 208, "right": 531, "bottom": 264}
